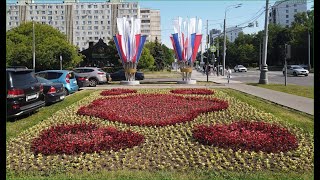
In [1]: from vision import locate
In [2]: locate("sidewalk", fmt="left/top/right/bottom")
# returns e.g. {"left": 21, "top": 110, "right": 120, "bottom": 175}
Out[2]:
{"left": 191, "top": 70, "right": 314, "bottom": 115}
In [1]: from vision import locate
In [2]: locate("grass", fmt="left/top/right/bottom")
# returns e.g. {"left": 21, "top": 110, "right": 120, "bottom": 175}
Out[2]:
{"left": 6, "top": 89, "right": 96, "bottom": 141}
{"left": 220, "top": 88, "right": 314, "bottom": 133}
{"left": 6, "top": 88, "right": 314, "bottom": 180}
{"left": 143, "top": 70, "right": 181, "bottom": 79}
{"left": 6, "top": 169, "right": 314, "bottom": 180}
{"left": 247, "top": 83, "right": 314, "bottom": 99}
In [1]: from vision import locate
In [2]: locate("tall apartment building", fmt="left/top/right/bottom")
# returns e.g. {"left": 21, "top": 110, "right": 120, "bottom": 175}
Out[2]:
{"left": 140, "top": 8, "right": 161, "bottom": 42}
{"left": 269, "top": 0, "right": 307, "bottom": 28}
{"left": 6, "top": 0, "right": 160, "bottom": 51}
{"left": 225, "top": 26, "right": 243, "bottom": 43}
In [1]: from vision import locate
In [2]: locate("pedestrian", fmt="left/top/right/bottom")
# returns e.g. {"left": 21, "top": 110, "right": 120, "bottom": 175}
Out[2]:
{"left": 227, "top": 66, "right": 232, "bottom": 84}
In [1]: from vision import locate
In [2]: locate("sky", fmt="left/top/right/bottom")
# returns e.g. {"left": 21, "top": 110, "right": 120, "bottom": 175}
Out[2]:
{"left": 7, "top": 0, "right": 314, "bottom": 50}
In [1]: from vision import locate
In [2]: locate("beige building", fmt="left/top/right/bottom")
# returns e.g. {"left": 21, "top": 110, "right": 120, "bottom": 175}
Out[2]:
{"left": 140, "top": 8, "right": 161, "bottom": 43}
{"left": 7, "top": 0, "right": 160, "bottom": 51}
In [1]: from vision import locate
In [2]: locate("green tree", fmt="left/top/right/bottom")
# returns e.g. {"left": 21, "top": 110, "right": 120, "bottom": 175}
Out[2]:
{"left": 137, "top": 47, "right": 155, "bottom": 70}
{"left": 161, "top": 44, "right": 175, "bottom": 69}
{"left": 6, "top": 22, "right": 83, "bottom": 71}
{"left": 105, "top": 39, "right": 121, "bottom": 67}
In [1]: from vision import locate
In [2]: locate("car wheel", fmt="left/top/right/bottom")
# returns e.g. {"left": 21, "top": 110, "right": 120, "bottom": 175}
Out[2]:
{"left": 293, "top": 72, "right": 297, "bottom": 76}
{"left": 305, "top": 74, "right": 308, "bottom": 76}
{"left": 64, "top": 88, "right": 69, "bottom": 96}
{"left": 89, "top": 78, "right": 97, "bottom": 87}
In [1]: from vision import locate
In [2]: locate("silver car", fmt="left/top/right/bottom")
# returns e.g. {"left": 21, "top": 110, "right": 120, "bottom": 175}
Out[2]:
{"left": 234, "top": 65, "right": 247, "bottom": 72}
{"left": 282, "top": 65, "right": 309, "bottom": 76}
{"left": 73, "top": 67, "right": 111, "bottom": 87}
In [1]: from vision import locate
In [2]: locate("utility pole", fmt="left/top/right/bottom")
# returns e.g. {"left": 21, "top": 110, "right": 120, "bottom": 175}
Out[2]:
{"left": 222, "top": 18, "right": 226, "bottom": 76}
{"left": 60, "top": 55, "right": 63, "bottom": 70}
{"left": 284, "top": 44, "right": 288, "bottom": 86}
{"left": 206, "top": 19, "right": 209, "bottom": 82}
{"left": 32, "top": 19, "right": 35, "bottom": 71}
{"left": 308, "top": 32, "right": 311, "bottom": 71}
{"left": 217, "top": 34, "right": 220, "bottom": 76}
{"left": 259, "top": 0, "right": 269, "bottom": 84}
{"left": 259, "top": 41, "right": 261, "bottom": 70}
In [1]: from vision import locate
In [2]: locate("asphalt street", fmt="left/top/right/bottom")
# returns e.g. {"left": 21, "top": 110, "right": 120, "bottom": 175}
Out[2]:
{"left": 223, "top": 70, "right": 313, "bottom": 86}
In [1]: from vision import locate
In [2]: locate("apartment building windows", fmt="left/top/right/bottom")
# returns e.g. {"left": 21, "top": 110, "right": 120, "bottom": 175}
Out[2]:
{"left": 286, "top": 10, "right": 289, "bottom": 13}
{"left": 94, "top": 16, "right": 98, "bottom": 19}
{"left": 88, "top": 21, "right": 92, "bottom": 25}
{"left": 41, "top": 16, "right": 46, "bottom": 20}
{"left": 107, "top": 21, "right": 110, "bottom": 24}
{"left": 102, "top": 5, "right": 104, "bottom": 8}
{"left": 55, "top": 11, "right": 58, "bottom": 14}
{"left": 88, "top": 16, "right": 92, "bottom": 19}
{"left": 286, "top": 5, "right": 289, "bottom": 8}
{"left": 87, "top": 10, "right": 91, "bottom": 14}
{"left": 88, "top": 5, "right": 92, "bottom": 8}
{"left": 286, "top": 20, "right": 289, "bottom": 23}
{"left": 29, "top": 11, "right": 32, "bottom": 14}
{"left": 94, "top": 5, "right": 98, "bottom": 8}
{"left": 95, "top": 21, "right": 99, "bottom": 24}
{"left": 95, "top": 31, "right": 99, "bottom": 35}
{"left": 101, "top": 21, "right": 103, "bottom": 24}
{"left": 95, "top": 37, "right": 99, "bottom": 40}
{"left": 294, "top": 9, "right": 297, "bottom": 12}
{"left": 286, "top": 15, "right": 289, "bottom": 18}
{"left": 82, "top": 21, "right": 85, "bottom": 25}
{"left": 42, "top": 11, "right": 45, "bottom": 14}
{"left": 88, "top": 26, "right": 92, "bottom": 30}
{"left": 81, "top": 5, "right": 84, "bottom": 8}
{"left": 94, "top": 26, "right": 98, "bottom": 30}
{"left": 88, "top": 32, "right": 92, "bottom": 35}
{"left": 294, "top": 4, "right": 296, "bottom": 7}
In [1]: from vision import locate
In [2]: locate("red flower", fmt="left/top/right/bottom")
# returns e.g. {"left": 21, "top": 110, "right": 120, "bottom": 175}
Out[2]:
{"left": 170, "top": 88, "right": 214, "bottom": 95}
{"left": 193, "top": 121, "right": 299, "bottom": 153}
{"left": 31, "top": 122, "right": 145, "bottom": 155}
{"left": 77, "top": 94, "right": 228, "bottom": 126}
{"left": 100, "top": 89, "right": 137, "bottom": 96}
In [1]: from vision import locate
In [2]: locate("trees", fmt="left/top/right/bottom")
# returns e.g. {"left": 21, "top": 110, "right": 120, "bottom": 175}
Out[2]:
{"left": 6, "top": 22, "right": 83, "bottom": 71}
{"left": 137, "top": 47, "right": 155, "bottom": 70}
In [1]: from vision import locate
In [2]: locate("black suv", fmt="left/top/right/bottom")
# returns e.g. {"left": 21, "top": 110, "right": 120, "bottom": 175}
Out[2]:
{"left": 6, "top": 67, "right": 45, "bottom": 119}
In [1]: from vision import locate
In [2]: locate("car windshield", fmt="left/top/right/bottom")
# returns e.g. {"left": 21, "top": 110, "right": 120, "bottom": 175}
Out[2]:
{"left": 292, "top": 66, "right": 303, "bottom": 69}
{"left": 238, "top": 65, "right": 244, "bottom": 68}
{"left": 97, "top": 68, "right": 105, "bottom": 72}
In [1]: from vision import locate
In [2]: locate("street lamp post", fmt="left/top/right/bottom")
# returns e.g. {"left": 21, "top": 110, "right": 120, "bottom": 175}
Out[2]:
{"left": 222, "top": 3, "right": 242, "bottom": 76}
{"left": 32, "top": 19, "right": 35, "bottom": 71}
{"left": 259, "top": 0, "right": 270, "bottom": 84}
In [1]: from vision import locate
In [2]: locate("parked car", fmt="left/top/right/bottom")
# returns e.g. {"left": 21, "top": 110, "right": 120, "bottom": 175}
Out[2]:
{"left": 282, "top": 65, "right": 309, "bottom": 76}
{"left": 110, "top": 69, "right": 145, "bottom": 81}
{"left": 6, "top": 67, "right": 45, "bottom": 118}
{"left": 74, "top": 73, "right": 90, "bottom": 88}
{"left": 234, "top": 65, "right": 247, "bottom": 72}
{"left": 36, "top": 77, "right": 66, "bottom": 105}
{"left": 36, "top": 70, "right": 79, "bottom": 95}
{"left": 73, "top": 67, "right": 111, "bottom": 87}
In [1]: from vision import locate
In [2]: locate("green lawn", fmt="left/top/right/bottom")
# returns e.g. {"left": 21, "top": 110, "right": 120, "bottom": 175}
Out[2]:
{"left": 247, "top": 83, "right": 314, "bottom": 99}
{"left": 6, "top": 88, "right": 314, "bottom": 180}
{"left": 143, "top": 70, "right": 181, "bottom": 78}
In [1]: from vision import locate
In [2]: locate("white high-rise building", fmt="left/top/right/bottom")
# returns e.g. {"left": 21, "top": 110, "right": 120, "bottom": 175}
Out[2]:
{"left": 225, "top": 26, "right": 243, "bottom": 43}
{"left": 140, "top": 8, "right": 161, "bottom": 42}
{"left": 269, "top": 0, "right": 307, "bottom": 28}
{"left": 6, "top": 0, "right": 160, "bottom": 51}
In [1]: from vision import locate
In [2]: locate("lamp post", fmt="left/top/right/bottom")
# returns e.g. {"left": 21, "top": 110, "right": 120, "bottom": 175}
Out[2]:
{"left": 32, "top": 19, "right": 35, "bottom": 71}
{"left": 259, "top": 0, "right": 269, "bottom": 84}
{"left": 26, "top": 2, "right": 36, "bottom": 71}
{"left": 222, "top": 3, "right": 242, "bottom": 76}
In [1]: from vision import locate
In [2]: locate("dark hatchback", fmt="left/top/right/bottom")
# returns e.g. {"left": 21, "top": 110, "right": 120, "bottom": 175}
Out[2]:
{"left": 7, "top": 68, "right": 45, "bottom": 119}
{"left": 110, "top": 69, "right": 145, "bottom": 81}
{"left": 36, "top": 77, "right": 66, "bottom": 105}
{"left": 74, "top": 73, "right": 90, "bottom": 88}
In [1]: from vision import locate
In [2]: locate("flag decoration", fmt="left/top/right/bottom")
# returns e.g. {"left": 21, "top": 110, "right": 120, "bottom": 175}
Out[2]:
{"left": 170, "top": 17, "right": 202, "bottom": 81}
{"left": 113, "top": 17, "right": 147, "bottom": 81}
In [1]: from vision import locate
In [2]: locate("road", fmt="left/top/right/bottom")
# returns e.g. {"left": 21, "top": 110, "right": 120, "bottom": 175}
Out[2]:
{"left": 228, "top": 70, "right": 314, "bottom": 86}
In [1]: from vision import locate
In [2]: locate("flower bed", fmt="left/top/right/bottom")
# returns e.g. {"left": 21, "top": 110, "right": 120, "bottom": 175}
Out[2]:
{"left": 77, "top": 94, "right": 228, "bottom": 126}
{"left": 100, "top": 88, "right": 137, "bottom": 96}
{"left": 31, "top": 122, "right": 145, "bottom": 155}
{"left": 193, "top": 121, "right": 299, "bottom": 153}
{"left": 170, "top": 88, "right": 214, "bottom": 95}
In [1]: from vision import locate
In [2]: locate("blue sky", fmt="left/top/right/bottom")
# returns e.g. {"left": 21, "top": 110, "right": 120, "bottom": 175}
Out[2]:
{"left": 7, "top": 0, "right": 314, "bottom": 49}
